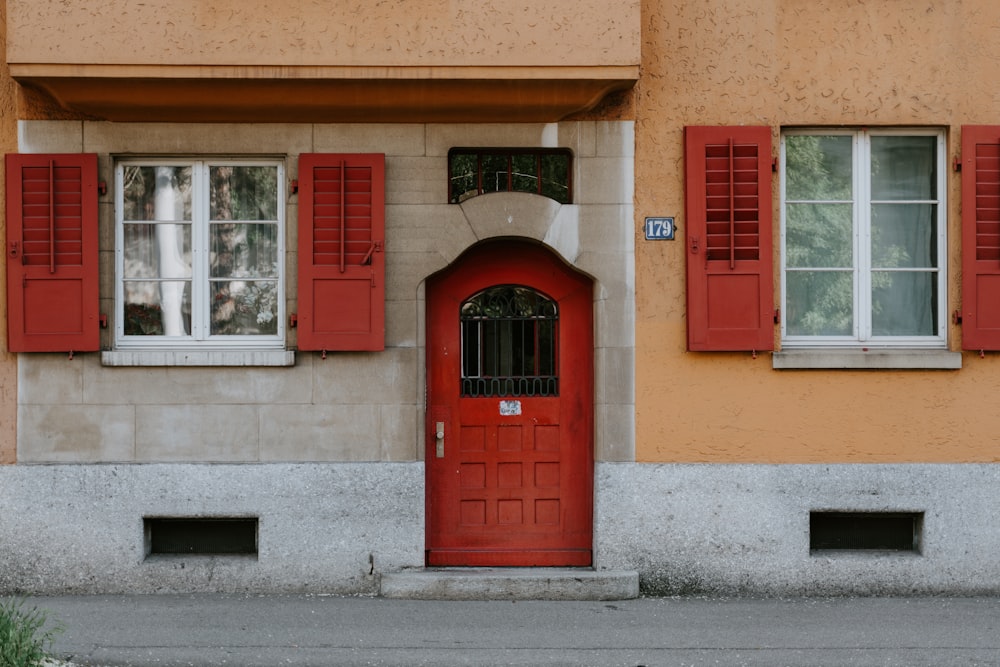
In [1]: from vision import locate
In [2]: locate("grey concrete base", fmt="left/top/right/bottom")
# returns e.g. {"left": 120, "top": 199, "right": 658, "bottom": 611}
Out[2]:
{"left": 4, "top": 462, "right": 1000, "bottom": 597}
{"left": 380, "top": 568, "right": 639, "bottom": 600}
{"left": 596, "top": 463, "right": 1000, "bottom": 597}
{"left": 0, "top": 463, "right": 424, "bottom": 595}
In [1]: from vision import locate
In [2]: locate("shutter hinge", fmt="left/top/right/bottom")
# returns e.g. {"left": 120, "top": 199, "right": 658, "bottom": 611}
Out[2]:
{"left": 99, "top": 313, "right": 108, "bottom": 329}
{"left": 773, "top": 308, "right": 781, "bottom": 324}
{"left": 290, "top": 179, "right": 299, "bottom": 195}
{"left": 289, "top": 313, "right": 298, "bottom": 328}
{"left": 98, "top": 181, "right": 107, "bottom": 196}
{"left": 952, "top": 309, "right": 963, "bottom": 325}
{"left": 953, "top": 157, "right": 962, "bottom": 172}
{"left": 771, "top": 157, "right": 778, "bottom": 172}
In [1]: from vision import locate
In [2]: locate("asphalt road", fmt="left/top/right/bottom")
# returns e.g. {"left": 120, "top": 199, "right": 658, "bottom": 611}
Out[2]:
{"left": 13, "top": 594, "right": 1000, "bottom": 667}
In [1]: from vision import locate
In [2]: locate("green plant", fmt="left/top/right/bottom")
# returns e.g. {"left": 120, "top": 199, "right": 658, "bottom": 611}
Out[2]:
{"left": 0, "top": 599, "right": 63, "bottom": 667}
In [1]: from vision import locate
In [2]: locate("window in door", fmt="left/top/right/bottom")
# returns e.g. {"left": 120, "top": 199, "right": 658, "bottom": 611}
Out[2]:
{"left": 115, "top": 160, "right": 284, "bottom": 349}
{"left": 780, "top": 129, "right": 946, "bottom": 347}
{"left": 460, "top": 285, "right": 558, "bottom": 397}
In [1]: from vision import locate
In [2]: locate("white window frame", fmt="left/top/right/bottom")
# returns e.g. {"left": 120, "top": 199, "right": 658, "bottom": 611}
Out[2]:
{"left": 113, "top": 158, "right": 286, "bottom": 351}
{"left": 779, "top": 128, "right": 947, "bottom": 349}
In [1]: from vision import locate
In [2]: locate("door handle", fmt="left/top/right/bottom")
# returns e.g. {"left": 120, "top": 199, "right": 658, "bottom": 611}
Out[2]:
{"left": 435, "top": 421, "right": 445, "bottom": 458}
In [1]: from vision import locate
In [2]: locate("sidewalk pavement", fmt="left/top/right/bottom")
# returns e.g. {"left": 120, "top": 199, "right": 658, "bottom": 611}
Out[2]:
{"left": 12, "top": 594, "right": 1000, "bottom": 667}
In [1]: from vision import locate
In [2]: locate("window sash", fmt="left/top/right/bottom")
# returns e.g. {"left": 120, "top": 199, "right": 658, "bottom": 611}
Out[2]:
{"left": 780, "top": 129, "right": 946, "bottom": 347}
{"left": 115, "top": 159, "right": 285, "bottom": 348}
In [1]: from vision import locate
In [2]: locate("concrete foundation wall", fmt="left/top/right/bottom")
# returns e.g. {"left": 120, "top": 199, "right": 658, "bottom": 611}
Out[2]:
{"left": 2, "top": 462, "right": 998, "bottom": 596}
{"left": 0, "top": 463, "right": 422, "bottom": 595}
{"left": 597, "top": 463, "right": 1000, "bottom": 596}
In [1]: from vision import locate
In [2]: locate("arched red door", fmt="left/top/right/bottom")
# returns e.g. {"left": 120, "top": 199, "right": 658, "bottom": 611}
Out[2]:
{"left": 425, "top": 240, "right": 593, "bottom": 566}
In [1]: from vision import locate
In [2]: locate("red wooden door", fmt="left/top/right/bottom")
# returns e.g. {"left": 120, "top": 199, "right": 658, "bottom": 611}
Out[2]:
{"left": 426, "top": 241, "right": 593, "bottom": 566}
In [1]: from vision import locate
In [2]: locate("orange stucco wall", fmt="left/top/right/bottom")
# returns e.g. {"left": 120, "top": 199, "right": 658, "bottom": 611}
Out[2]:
{"left": 634, "top": 0, "right": 1000, "bottom": 463}
{"left": 7, "top": 0, "right": 639, "bottom": 68}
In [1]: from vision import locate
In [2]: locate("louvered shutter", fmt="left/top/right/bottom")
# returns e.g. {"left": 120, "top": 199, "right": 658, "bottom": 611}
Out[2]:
{"left": 960, "top": 126, "right": 1000, "bottom": 350}
{"left": 6, "top": 153, "right": 100, "bottom": 352}
{"left": 296, "top": 153, "right": 385, "bottom": 352}
{"left": 684, "top": 126, "right": 774, "bottom": 351}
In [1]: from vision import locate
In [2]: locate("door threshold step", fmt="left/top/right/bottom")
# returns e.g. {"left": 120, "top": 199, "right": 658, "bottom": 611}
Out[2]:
{"left": 379, "top": 567, "right": 639, "bottom": 601}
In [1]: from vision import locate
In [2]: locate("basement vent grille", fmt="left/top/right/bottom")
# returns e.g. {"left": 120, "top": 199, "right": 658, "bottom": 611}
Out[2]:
{"left": 810, "top": 512, "right": 922, "bottom": 552}
{"left": 145, "top": 517, "right": 258, "bottom": 556}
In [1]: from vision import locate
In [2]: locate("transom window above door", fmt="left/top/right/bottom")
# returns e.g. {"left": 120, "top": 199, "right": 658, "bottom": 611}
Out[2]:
{"left": 460, "top": 285, "right": 559, "bottom": 397}
{"left": 780, "top": 129, "right": 946, "bottom": 348}
{"left": 448, "top": 148, "right": 572, "bottom": 204}
{"left": 115, "top": 159, "right": 285, "bottom": 349}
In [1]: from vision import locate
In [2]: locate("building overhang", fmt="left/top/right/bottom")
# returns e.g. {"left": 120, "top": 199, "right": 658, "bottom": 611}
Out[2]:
{"left": 10, "top": 64, "right": 638, "bottom": 123}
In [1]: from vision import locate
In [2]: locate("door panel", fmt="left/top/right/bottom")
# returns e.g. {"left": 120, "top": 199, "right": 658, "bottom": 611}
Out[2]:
{"left": 426, "top": 241, "right": 593, "bottom": 566}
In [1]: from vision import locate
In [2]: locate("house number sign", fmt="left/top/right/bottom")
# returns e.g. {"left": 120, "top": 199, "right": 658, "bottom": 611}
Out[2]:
{"left": 499, "top": 400, "right": 522, "bottom": 416}
{"left": 644, "top": 217, "right": 676, "bottom": 241}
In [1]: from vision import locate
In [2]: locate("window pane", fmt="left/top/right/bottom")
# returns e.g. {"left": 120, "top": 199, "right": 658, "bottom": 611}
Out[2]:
{"left": 450, "top": 153, "right": 478, "bottom": 203}
{"left": 871, "top": 271, "right": 937, "bottom": 336}
{"left": 538, "top": 319, "right": 556, "bottom": 376}
{"left": 210, "top": 280, "right": 279, "bottom": 335}
{"left": 785, "top": 270, "right": 853, "bottom": 336}
{"left": 123, "top": 280, "right": 191, "bottom": 336}
{"left": 122, "top": 166, "right": 192, "bottom": 221}
{"left": 785, "top": 135, "right": 853, "bottom": 201}
{"left": 511, "top": 154, "right": 537, "bottom": 194}
{"left": 785, "top": 203, "right": 853, "bottom": 268}
{"left": 871, "top": 204, "right": 937, "bottom": 268}
{"left": 210, "top": 166, "right": 278, "bottom": 221}
{"left": 210, "top": 223, "right": 279, "bottom": 278}
{"left": 540, "top": 154, "right": 570, "bottom": 203}
{"left": 480, "top": 154, "right": 509, "bottom": 195}
{"left": 870, "top": 136, "right": 937, "bottom": 200}
{"left": 123, "top": 223, "right": 192, "bottom": 279}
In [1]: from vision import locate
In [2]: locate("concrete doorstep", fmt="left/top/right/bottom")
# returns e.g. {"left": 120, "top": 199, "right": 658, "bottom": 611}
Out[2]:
{"left": 379, "top": 567, "right": 640, "bottom": 600}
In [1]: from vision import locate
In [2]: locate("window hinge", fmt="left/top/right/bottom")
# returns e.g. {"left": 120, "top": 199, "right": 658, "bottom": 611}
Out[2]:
{"left": 953, "top": 157, "right": 962, "bottom": 172}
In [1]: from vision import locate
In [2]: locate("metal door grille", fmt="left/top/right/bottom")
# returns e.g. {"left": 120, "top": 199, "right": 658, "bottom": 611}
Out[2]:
{"left": 460, "top": 285, "right": 558, "bottom": 397}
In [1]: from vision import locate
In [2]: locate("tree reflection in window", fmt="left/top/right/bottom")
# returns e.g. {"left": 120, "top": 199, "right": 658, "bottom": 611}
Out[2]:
{"left": 460, "top": 285, "right": 558, "bottom": 397}
{"left": 120, "top": 161, "right": 281, "bottom": 341}
{"left": 449, "top": 149, "right": 572, "bottom": 204}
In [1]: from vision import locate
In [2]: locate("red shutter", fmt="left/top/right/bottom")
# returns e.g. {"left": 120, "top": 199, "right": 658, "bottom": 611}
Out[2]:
{"left": 684, "top": 126, "right": 774, "bottom": 351}
{"left": 6, "top": 153, "right": 100, "bottom": 353}
{"left": 296, "top": 153, "right": 385, "bottom": 352}
{"left": 961, "top": 126, "right": 1000, "bottom": 351}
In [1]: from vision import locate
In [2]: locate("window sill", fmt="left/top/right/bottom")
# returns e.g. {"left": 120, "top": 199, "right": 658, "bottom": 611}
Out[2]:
{"left": 772, "top": 349, "right": 962, "bottom": 370}
{"left": 102, "top": 349, "right": 296, "bottom": 367}
{"left": 809, "top": 550, "right": 922, "bottom": 558}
